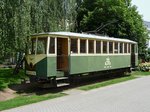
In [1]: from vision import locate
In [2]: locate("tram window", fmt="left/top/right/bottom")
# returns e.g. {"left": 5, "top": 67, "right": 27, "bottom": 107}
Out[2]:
{"left": 96, "top": 41, "right": 101, "bottom": 53}
{"left": 124, "top": 43, "right": 127, "bottom": 53}
{"left": 37, "top": 38, "right": 47, "bottom": 54}
{"left": 80, "top": 39, "right": 86, "bottom": 53}
{"left": 128, "top": 44, "right": 131, "bottom": 53}
{"left": 88, "top": 40, "right": 94, "bottom": 53}
{"left": 103, "top": 41, "right": 107, "bottom": 53}
{"left": 109, "top": 42, "right": 113, "bottom": 53}
{"left": 49, "top": 37, "right": 55, "bottom": 54}
{"left": 31, "top": 38, "right": 36, "bottom": 54}
{"left": 114, "top": 42, "right": 118, "bottom": 53}
{"left": 71, "top": 39, "right": 78, "bottom": 53}
{"left": 119, "top": 43, "right": 123, "bottom": 53}
{"left": 131, "top": 44, "right": 134, "bottom": 53}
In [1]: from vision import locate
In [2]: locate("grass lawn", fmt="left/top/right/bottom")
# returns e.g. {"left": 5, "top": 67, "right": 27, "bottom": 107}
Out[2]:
{"left": 79, "top": 71, "right": 150, "bottom": 91}
{"left": 0, "top": 68, "right": 149, "bottom": 111}
{"left": 0, "top": 93, "right": 65, "bottom": 111}
{"left": 131, "top": 71, "right": 150, "bottom": 76}
{"left": 0, "top": 68, "right": 27, "bottom": 90}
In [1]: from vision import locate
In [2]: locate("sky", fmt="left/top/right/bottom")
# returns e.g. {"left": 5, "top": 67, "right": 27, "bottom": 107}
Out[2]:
{"left": 132, "top": 0, "right": 150, "bottom": 22}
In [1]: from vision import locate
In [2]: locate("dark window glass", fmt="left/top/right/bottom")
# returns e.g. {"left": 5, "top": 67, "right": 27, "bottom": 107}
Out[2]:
{"left": 114, "top": 42, "right": 118, "bottom": 53}
{"left": 128, "top": 44, "right": 131, "bottom": 53}
{"left": 109, "top": 42, "right": 113, "bottom": 53}
{"left": 71, "top": 39, "right": 78, "bottom": 53}
{"left": 131, "top": 44, "right": 135, "bottom": 53}
{"left": 120, "top": 43, "right": 123, "bottom": 53}
{"left": 124, "top": 43, "right": 127, "bottom": 53}
{"left": 80, "top": 39, "right": 86, "bottom": 53}
{"left": 88, "top": 40, "right": 94, "bottom": 53}
{"left": 96, "top": 41, "right": 101, "bottom": 53}
{"left": 103, "top": 41, "right": 107, "bottom": 53}
{"left": 49, "top": 37, "right": 55, "bottom": 54}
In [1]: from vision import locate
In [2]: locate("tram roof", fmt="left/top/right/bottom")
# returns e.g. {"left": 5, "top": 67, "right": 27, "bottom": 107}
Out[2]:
{"left": 32, "top": 32, "right": 137, "bottom": 44}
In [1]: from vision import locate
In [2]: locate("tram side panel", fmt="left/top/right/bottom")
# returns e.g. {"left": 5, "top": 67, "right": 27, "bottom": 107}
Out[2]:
{"left": 69, "top": 55, "right": 131, "bottom": 75}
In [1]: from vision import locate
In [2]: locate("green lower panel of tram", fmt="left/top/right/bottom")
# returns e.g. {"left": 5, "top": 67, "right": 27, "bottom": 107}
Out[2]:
{"left": 36, "top": 57, "right": 57, "bottom": 78}
{"left": 69, "top": 55, "right": 131, "bottom": 75}
{"left": 26, "top": 55, "right": 136, "bottom": 78}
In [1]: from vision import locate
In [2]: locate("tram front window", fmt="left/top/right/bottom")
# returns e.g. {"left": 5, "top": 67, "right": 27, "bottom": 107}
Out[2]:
{"left": 37, "top": 38, "right": 47, "bottom": 54}
{"left": 30, "top": 37, "right": 47, "bottom": 54}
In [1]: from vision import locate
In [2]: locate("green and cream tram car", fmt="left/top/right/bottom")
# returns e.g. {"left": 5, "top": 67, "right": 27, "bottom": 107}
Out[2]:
{"left": 25, "top": 32, "right": 138, "bottom": 87}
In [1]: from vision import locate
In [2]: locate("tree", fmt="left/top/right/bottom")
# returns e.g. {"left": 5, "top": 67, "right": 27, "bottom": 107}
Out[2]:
{"left": 0, "top": 0, "right": 78, "bottom": 60}
{"left": 77, "top": 0, "right": 149, "bottom": 54}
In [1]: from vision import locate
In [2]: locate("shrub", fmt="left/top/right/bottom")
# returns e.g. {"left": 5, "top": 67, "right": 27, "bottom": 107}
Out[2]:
{"left": 138, "top": 62, "right": 150, "bottom": 72}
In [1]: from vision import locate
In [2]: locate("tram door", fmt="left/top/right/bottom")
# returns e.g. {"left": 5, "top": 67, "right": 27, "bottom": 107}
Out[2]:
{"left": 57, "top": 38, "right": 68, "bottom": 71}
{"left": 131, "top": 44, "right": 135, "bottom": 68}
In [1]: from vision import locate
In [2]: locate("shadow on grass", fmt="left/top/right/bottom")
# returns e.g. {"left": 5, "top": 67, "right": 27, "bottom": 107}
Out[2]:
{"left": 8, "top": 72, "right": 132, "bottom": 96}
{"left": 0, "top": 68, "right": 135, "bottom": 96}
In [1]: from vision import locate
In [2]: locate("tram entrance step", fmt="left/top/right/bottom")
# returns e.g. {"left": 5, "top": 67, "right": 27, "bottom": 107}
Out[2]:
{"left": 56, "top": 77, "right": 69, "bottom": 80}
{"left": 56, "top": 76, "right": 70, "bottom": 87}
{"left": 57, "top": 83, "right": 70, "bottom": 87}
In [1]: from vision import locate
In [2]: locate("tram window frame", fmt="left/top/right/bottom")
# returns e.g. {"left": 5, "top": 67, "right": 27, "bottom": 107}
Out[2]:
{"left": 119, "top": 43, "right": 123, "bottom": 53}
{"left": 31, "top": 38, "right": 36, "bottom": 54}
{"left": 135, "top": 44, "right": 138, "bottom": 53}
{"left": 109, "top": 42, "right": 113, "bottom": 54}
{"left": 103, "top": 41, "right": 108, "bottom": 54}
{"left": 80, "top": 39, "right": 87, "bottom": 53}
{"left": 124, "top": 43, "right": 127, "bottom": 53}
{"left": 88, "top": 40, "right": 94, "bottom": 53}
{"left": 114, "top": 42, "right": 119, "bottom": 53}
{"left": 96, "top": 40, "right": 101, "bottom": 53}
{"left": 49, "top": 37, "right": 55, "bottom": 54}
{"left": 71, "top": 38, "right": 78, "bottom": 54}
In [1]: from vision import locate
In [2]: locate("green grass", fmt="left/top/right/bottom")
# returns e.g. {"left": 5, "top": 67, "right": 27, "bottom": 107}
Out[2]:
{"left": 132, "top": 71, "right": 150, "bottom": 76}
{"left": 79, "top": 75, "right": 136, "bottom": 91}
{"left": 0, "top": 93, "right": 65, "bottom": 111}
{"left": 79, "top": 71, "right": 150, "bottom": 91}
{"left": 0, "top": 68, "right": 27, "bottom": 90}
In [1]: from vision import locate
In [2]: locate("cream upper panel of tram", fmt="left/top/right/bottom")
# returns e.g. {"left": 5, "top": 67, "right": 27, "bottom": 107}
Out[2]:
{"left": 31, "top": 32, "right": 137, "bottom": 44}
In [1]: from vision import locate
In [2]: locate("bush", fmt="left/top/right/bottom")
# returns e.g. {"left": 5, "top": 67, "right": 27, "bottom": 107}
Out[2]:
{"left": 138, "top": 62, "right": 150, "bottom": 72}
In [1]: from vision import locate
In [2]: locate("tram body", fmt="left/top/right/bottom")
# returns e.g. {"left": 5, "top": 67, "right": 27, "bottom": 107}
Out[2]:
{"left": 25, "top": 32, "right": 138, "bottom": 86}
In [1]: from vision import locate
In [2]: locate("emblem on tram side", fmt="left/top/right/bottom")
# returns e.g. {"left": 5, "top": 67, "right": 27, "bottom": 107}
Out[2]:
{"left": 104, "top": 57, "right": 112, "bottom": 69}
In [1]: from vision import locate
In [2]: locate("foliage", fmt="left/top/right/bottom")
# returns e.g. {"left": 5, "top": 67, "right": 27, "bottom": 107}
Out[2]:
{"left": 0, "top": 68, "right": 27, "bottom": 90}
{"left": 0, "top": 0, "right": 78, "bottom": 59}
{"left": 76, "top": 0, "right": 149, "bottom": 54}
{"left": 138, "top": 62, "right": 150, "bottom": 72}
